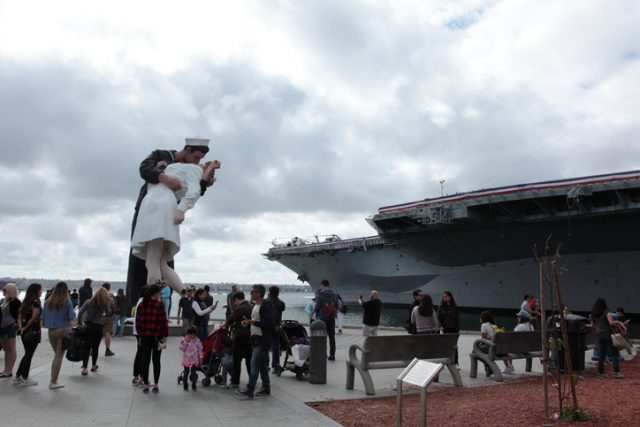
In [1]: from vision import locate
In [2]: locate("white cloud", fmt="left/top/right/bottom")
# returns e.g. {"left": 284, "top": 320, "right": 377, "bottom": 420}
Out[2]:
{"left": 0, "top": 0, "right": 639, "bottom": 284}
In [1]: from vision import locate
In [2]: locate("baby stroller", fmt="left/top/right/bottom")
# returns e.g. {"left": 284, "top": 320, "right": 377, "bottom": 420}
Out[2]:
{"left": 275, "top": 320, "right": 310, "bottom": 381}
{"left": 177, "top": 326, "right": 229, "bottom": 387}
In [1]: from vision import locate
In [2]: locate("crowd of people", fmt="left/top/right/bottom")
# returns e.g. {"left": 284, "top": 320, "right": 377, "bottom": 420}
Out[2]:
{"left": 0, "top": 277, "right": 632, "bottom": 394}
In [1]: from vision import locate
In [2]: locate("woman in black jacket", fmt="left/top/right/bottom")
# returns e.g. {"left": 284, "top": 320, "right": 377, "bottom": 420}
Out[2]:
{"left": 437, "top": 291, "right": 460, "bottom": 367}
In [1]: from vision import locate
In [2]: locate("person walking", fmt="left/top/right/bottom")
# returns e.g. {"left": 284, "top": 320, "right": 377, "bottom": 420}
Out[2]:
{"left": 177, "top": 288, "right": 195, "bottom": 333}
{"left": 101, "top": 283, "right": 116, "bottom": 357}
{"left": 42, "top": 281, "right": 76, "bottom": 389}
{"left": 591, "top": 298, "right": 625, "bottom": 379}
{"left": 225, "top": 285, "right": 238, "bottom": 320}
{"left": 14, "top": 283, "right": 43, "bottom": 386}
{"left": 1, "top": 283, "right": 21, "bottom": 379}
{"left": 235, "top": 284, "right": 274, "bottom": 399}
{"left": 405, "top": 289, "right": 423, "bottom": 334}
{"left": 78, "top": 278, "right": 93, "bottom": 310}
{"left": 160, "top": 285, "right": 172, "bottom": 320}
{"left": 226, "top": 291, "right": 253, "bottom": 390}
{"left": 267, "top": 286, "right": 286, "bottom": 372}
{"left": 70, "top": 289, "right": 79, "bottom": 308}
{"left": 112, "top": 289, "right": 129, "bottom": 337}
{"left": 336, "top": 294, "right": 346, "bottom": 334}
{"left": 358, "top": 291, "right": 382, "bottom": 337}
{"left": 437, "top": 291, "right": 460, "bottom": 367}
{"left": 312, "top": 280, "right": 339, "bottom": 361}
{"left": 131, "top": 285, "right": 147, "bottom": 387}
{"left": 411, "top": 294, "right": 439, "bottom": 335}
{"left": 135, "top": 284, "right": 169, "bottom": 393}
{"left": 192, "top": 288, "right": 218, "bottom": 341}
{"left": 77, "top": 287, "right": 112, "bottom": 375}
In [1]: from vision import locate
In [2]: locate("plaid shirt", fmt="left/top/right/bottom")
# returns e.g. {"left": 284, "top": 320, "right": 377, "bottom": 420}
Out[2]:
{"left": 135, "top": 300, "right": 169, "bottom": 338}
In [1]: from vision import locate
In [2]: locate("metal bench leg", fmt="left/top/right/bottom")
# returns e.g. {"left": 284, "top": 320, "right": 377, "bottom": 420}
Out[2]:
{"left": 446, "top": 363, "right": 464, "bottom": 387}
{"left": 469, "top": 354, "right": 478, "bottom": 378}
{"left": 525, "top": 357, "right": 532, "bottom": 372}
{"left": 345, "top": 361, "right": 355, "bottom": 390}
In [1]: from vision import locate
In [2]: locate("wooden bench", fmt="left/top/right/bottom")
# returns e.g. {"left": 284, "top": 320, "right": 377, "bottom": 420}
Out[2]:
{"left": 345, "top": 334, "right": 463, "bottom": 395}
{"left": 469, "top": 331, "right": 542, "bottom": 382}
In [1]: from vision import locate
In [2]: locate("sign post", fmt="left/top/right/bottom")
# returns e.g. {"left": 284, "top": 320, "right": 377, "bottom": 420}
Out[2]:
{"left": 396, "top": 358, "right": 444, "bottom": 427}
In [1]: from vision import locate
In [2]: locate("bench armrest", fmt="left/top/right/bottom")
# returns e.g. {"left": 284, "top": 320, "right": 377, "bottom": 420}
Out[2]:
{"left": 348, "top": 344, "right": 368, "bottom": 367}
{"left": 472, "top": 338, "right": 494, "bottom": 353}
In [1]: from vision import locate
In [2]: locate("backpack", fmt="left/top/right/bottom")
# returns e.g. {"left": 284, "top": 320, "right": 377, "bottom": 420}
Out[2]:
{"left": 63, "top": 328, "right": 86, "bottom": 362}
{"left": 491, "top": 324, "right": 505, "bottom": 334}
{"left": 322, "top": 301, "right": 338, "bottom": 319}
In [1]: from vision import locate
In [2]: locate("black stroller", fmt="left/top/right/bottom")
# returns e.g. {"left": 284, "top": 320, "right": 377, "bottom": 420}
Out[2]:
{"left": 275, "top": 320, "right": 310, "bottom": 381}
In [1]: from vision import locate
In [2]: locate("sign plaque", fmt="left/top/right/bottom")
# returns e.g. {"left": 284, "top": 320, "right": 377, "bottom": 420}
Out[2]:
{"left": 396, "top": 358, "right": 444, "bottom": 427}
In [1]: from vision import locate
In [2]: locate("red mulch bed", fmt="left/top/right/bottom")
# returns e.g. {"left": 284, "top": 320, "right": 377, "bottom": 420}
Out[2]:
{"left": 311, "top": 356, "right": 640, "bottom": 426}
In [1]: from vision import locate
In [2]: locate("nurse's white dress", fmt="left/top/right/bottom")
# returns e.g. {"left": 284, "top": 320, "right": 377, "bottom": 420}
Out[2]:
{"left": 131, "top": 163, "right": 203, "bottom": 261}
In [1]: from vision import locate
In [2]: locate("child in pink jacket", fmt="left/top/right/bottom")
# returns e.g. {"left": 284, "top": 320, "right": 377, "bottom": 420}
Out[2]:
{"left": 179, "top": 327, "right": 203, "bottom": 391}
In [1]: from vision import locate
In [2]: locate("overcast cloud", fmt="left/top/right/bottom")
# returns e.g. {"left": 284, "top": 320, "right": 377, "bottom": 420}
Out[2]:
{"left": 1, "top": 0, "right": 639, "bottom": 284}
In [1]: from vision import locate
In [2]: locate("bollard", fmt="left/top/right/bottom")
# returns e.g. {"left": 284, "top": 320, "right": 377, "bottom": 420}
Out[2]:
{"left": 309, "top": 320, "right": 327, "bottom": 384}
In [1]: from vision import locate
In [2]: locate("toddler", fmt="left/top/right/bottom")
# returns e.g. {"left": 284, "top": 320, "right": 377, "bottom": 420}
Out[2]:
{"left": 179, "top": 327, "right": 203, "bottom": 391}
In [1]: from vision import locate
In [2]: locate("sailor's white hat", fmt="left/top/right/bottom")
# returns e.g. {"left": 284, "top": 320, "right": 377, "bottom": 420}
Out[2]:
{"left": 185, "top": 137, "right": 209, "bottom": 147}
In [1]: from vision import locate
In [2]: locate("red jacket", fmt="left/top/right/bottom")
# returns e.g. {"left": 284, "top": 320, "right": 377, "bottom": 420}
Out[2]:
{"left": 135, "top": 300, "right": 169, "bottom": 338}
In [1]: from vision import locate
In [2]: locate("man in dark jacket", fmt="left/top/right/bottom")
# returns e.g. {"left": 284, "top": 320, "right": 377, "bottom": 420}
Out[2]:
{"left": 125, "top": 139, "right": 209, "bottom": 307}
{"left": 267, "top": 286, "right": 286, "bottom": 371}
{"left": 312, "top": 279, "right": 339, "bottom": 360}
{"left": 226, "top": 291, "right": 253, "bottom": 389}
{"left": 405, "top": 289, "right": 423, "bottom": 334}
{"left": 236, "top": 284, "right": 274, "bottom": 399}
{"left": 78, "top": 278, "right": 93, "bottom": 308}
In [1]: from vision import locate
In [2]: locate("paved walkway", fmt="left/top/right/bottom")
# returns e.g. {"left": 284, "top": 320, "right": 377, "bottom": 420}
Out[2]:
{"left": 1, "top": 325, "right": 601, "bottom": 427}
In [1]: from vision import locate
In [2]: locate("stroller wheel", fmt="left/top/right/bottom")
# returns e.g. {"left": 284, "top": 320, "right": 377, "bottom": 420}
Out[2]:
{"left": 295, "top": 370, "right": 305, "bottom": 381}
{"left": 177, "top": 376, "right": 183, "bottom": 385}
{"left": 202, "top": 377, "right": 212, "bottom": 387}
{"left": 214, "top": 375, "right": 224, "bottom": 385}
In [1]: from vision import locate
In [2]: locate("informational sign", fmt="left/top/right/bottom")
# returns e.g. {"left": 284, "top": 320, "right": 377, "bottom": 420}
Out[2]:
{"left": 401, "top": 360, "right": 443, "bottom": 388}
{"left": 396, "top": 358, "right": 444, "bottom": 427}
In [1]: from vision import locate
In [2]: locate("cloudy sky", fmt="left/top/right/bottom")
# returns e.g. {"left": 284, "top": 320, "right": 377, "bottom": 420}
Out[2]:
{"left": 1, "top": 0, "right": 639, "bottom": 285}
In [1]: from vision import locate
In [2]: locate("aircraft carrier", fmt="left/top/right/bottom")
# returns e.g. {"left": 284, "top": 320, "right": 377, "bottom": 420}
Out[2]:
{"left": 266, "top": 171, "right": 640, "bottom": 314}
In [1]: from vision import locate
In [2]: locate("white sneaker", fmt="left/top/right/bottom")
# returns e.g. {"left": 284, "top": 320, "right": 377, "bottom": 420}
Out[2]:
{"left": 49, "top": 382, "right": 65, "bottom": 389}
{"left": 12, "top": 376, "right": 23, "bottom": 385}
{"left": 21, "top": 377, "right": 38, "bottom": 386}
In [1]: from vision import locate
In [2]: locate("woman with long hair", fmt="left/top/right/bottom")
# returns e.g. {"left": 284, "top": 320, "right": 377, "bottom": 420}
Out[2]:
{"left": 437, "top": 291, "right": 460, "bottom": 367}
{"left": 1, "top": 282, "right": 21, "bottom": 378}
{"left": 192, "top": 288, "right": 217, "bottom": 341}
{"left": 135, "top": 284, "right": 169, "bottom": 393}
{"left": 113, "top": 288, "right": 128, "bottom": 337}
{"left": 411, "top": 294, "right": 440, "bottom": 334}
{"left": 591, "top": 297, "right": 624, "bottom": 379}
{"left": 15, "top": 283, "right": 43, "bottom": 386}
{"left": 42, "top": 281, "right": 76, "bottom": 389}
{"left": 77, "top": 287, "right": 112, "bottom": 375}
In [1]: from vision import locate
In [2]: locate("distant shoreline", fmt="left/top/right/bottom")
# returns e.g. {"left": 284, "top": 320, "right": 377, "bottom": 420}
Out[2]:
{"left": 0, "top": 277, "right": 312, "bottom": 293}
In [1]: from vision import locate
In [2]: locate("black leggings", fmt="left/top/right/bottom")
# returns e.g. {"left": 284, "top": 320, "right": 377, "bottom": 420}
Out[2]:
{"left": 182, "top": 366, "right": 198, "bottom": 386}
{"left": 139, "top": 336, "right": 162, "bottom": 385}
{"left": 82, "top": 322, "right": 103, "bottom": 369}
{"left": 16, "top": 336, "right": 39, "bottom": 379}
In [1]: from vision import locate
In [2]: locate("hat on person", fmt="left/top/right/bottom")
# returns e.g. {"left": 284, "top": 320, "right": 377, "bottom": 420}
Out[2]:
{"left": 516, "top": 310, "right": 531, "bottom": 320}
{"left": 185, "top": 137, "right": 209, "bottom": 147}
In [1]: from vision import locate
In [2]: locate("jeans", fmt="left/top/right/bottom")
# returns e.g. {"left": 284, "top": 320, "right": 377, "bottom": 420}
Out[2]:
{"left": 139, "top": 336, "right": 162, "bottom": 385}
{"left": 197, "top": 324, "right": 208, "bottom": 341}
{"left": 323, "top": 318, "right": 336, "bottom": 357}
{"left": 16, "top": 335, "right": 39, "bottom": 379}
{"left": 231, "top": 335, "right": 252, "bottom": 385}
{"left": 271, "top": 333, "right": 281, "bottom": 368}
{"left": 597, "top": 331, "right": 620, "bottom": 374}
{"left": 112, "top": 314, "right": 126, "bottom": 336}
{"left": 81, "top": 322, "right": 103, "bottom": 369}
{"left": 181, "top": 318, "right": 193, "bottom": 334}
{"left": 246, "top": 344, "right": 270, "bottom": 392}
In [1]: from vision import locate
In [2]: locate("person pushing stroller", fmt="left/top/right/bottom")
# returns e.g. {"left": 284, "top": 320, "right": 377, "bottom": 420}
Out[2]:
{"left": 179, "top": 327, "right": 203, "bottom": 391}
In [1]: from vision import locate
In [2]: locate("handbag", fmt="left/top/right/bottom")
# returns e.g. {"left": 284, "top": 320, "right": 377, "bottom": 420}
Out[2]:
{"left": 611, "top": 333, "right": 626, "bottom": 350}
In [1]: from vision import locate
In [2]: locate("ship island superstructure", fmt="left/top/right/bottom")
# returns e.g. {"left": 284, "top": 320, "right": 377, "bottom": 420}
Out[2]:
{"left": 266, "top": 171, "right": 640, "bottom": 313}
